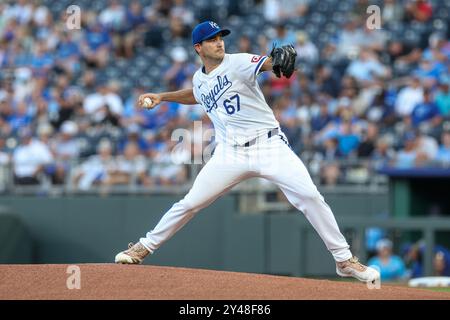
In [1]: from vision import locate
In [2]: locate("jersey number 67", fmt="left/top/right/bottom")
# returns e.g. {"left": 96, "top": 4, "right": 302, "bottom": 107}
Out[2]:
{"left": 223, "top": 94, "right": 241, "bottom": 115}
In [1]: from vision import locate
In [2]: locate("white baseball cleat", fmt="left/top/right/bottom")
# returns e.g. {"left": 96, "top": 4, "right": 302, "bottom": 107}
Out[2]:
{"left": 115, "top": 242, "right": 150, "bottom": 264}
{"left": 336, "top": 256, "right": 380, "bottom": 283}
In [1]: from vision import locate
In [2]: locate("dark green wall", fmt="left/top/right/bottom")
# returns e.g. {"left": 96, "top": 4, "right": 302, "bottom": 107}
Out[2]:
{"left": 0, "top": 195, "right": 231, "bottom": 267}
{"left": 0, "top": 208, "right": 33, "bottom": 263}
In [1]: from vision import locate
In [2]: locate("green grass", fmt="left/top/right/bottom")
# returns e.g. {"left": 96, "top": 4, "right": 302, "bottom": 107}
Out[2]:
{"left": 425, "top": 287, "right": 450, "bottom": 293}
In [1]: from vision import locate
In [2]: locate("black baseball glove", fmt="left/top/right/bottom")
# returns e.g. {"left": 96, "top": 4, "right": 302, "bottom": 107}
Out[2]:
{"left": 269, "top": 44, "right": 297, "bottom": 78}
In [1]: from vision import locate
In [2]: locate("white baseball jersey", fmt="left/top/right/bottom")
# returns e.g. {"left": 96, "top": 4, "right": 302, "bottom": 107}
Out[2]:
{"left": 192, "top": 53, "right": 280, "bottom": 145}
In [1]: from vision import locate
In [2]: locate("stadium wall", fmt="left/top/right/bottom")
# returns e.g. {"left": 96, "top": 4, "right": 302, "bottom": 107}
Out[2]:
{"left": 0, "top": 192, "right": 388, "bottom": 276}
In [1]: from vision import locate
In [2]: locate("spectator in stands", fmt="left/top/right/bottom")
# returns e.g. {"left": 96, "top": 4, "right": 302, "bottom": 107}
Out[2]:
{"left": 404, "top": 241, "right": 450, "bottom": 278}
{"left": 99, "top": 0, "right": 126, "bottom": 32}
{"left": 346, "top": 49, "right": 390, "bottom": 85}
{"left": 319, "top": 135, "right": 342, "bottom": 162}
{"left": 79, "top": 69, "right": 97, "bottom": 93}
{"left": 122, "top": 1, "right": 147, "bottom": 58}
{"left": 55, "top": 31, "right": 80, "bottom": 76}
{"left": 360, "top": 25, "right": 388, "bottom": 54}
{"left": 170, "top": 0, "right": 194, "bottom": 27}
{"left": 415, "top": 128, "right": 439, "bottom": 165}
{"left": 339, "top": 76, "right": 358, "bottom": 101}
{"left": 8, "top": 101, "right": 32, "bottom": 133}
{"left": 414, "top": 56, "right": 445, "bottom": 88}
{"left": 368, "top": 239, "right": 407, "bottom": 281}
{"left": 435, "top": 81, "right": 450, "bottom": 117}
{"left": 100, "top": 0, "right": 128, "bottom": 58}
{"left": 51, "top": 86, "right": 83, "bottom": 130}
{"left": 238, "top": 35, "right": 252, "bottom": 53}
{"left": 0, "top": 40, "right": 9, "bottom": 68}
{"left": 296, "top": 93, "right": 317, "bottom": 126}
{"left": 434, "top": 250, "right": 450, "bottom": 277}
{"left": 12, "top": 128, "right": 53, "bottom": 185}
{"left": 8, "top": 0, "right": 34, "bottom": 25}
{"left": 423, "top": 32, "right": 448, "bottom": 63}
{"left": 0, "top": 107, "right": 12, "bottom": 137}
{"left": 371, "top": 135, "right": 396, "bottom": 169}
{"left": 351, "top": 0, "right": 370, "bottom": 17}
{"left": 270, "top": 22, "right": 296, "bottom": 47}
{"left": 164, "top": 46, "right": 194, "bottom": 90}
{"left": 405, "top": 0, "right": 433, "bottom": 23}
{"left": 313, "top": 65, "right": 339, "bottom": 98}
{"left": 384, "top": 39, "right": 423, "bottom": 73}
{"left": 142, "top": 129, "right": 162, "bottom": 159}
{"left": 149, "top": 131, "right": 188, "bottom": 186}
{"left": 357, "top": 122, "right": 379, "bottom": 158}
{"left": 336, "top": 19, "right": 365, "bottom": 59}
{"left": 121, "top": 86, "right": 148, "bottom": 127}
{"left": 434, "top": 131, "right": 450, "bottom": 165}
{"left": 275, "top": 95, "right": 303, "bottom": 154}
{"left": 168, "top": 16, "right": 190, "bottom": 41}
{"left": 0, "top": 135, "right": 10, "bottom": 166}
{"left": 32, "top": 3, "right": 50, "bottom": 29}
{"left": 257, "top": 34, "right": 270, "bottom": 56}
{"left": 13, "top": 67, "right": 33, "bottom": 103}
{"left": 1, "top": 15, "right": 19, "bottom": 44}
{"left": 337, "top": 120, "right": 360, "bottom": 158}
{"left": 382, "top": 0, "right": 404, "bottom": 24}
{"left": 81, "top": 22, "right": 111, "bottom": 68}
{"left": 35, "top": 9, "right": 57, "bottom": 48}
{"left": 295, "top": 73, "right": 316, "bottom": 100}
{"left": 410, "top": 89, "right": 442, "bottom": 127}
{"left": 105, "top": 141, "right": 150, "bottom": 186}
{"left": 30, "top": 40, "right": 54, "bottom": 77}
{"left": 144, "top": 0, "right": 173, "bottom": 18}
{"left": 83, "top": 81, "right": 124, "bottom": 125}
{"left": 117, "top": 123, "right": 149, "bottom": 154}
{"left": 311, "top": 101, "right": 333, "bottom": 132}
{"left": 74, "top": 117, "right": 97, "bottom": 158}
{"left": 365, "top": 227, "right": 387, "bottom": 259}
{"left": 315, "top": 134, "right": 342, "bottom": 186}
{"left": 35, "top": 123, "right": 64, "bottom": 185}
{"left": 263, "top": 0, "right": 309, "bottom": 22}
{"left": 139, "top": 101, "right": 175, "bottom": 131}
{"left": 142, "top": 9, "right": 164, "bottom": 49}
{"left": 52, "top": 121, "right": 81, "bottom": 184}
{"left": 393, "top": 131, "right": 418, "bottom": 168}
{"left": 366, "top": 87, "right": 397, "bottom": 125}
{"left": 36, "top": 122, "right": 53, "bottom": 148}
{"left": 320, "top": 162, "right": 341, "bottom": 186}
{"left": 73, "top": 138, "right": 116, "bottom": 190}
{"left": 395, "top": 77, "right": 424, "bottom": 117}
{"left": 295, "top": 31, "right": 318, "bottom": 65}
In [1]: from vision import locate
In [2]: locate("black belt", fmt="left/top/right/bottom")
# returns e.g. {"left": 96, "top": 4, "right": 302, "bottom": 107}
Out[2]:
{"left": 243, "top": 128, "right": 279, "bottom": 147}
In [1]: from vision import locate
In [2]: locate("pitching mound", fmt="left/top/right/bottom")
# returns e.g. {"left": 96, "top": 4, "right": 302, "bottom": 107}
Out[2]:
{"left": 0, "top": 264, "right": 449, "bottom": 300}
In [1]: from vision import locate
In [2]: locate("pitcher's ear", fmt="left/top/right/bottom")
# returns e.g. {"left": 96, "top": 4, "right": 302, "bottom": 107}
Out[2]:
{"left": 194, "top": 43, "right": 201, "bottom": 55}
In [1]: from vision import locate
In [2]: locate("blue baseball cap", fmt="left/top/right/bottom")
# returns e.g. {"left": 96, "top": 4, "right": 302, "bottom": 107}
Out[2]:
{"left": 192, "top": 21, "right": 230, "bottom": 45}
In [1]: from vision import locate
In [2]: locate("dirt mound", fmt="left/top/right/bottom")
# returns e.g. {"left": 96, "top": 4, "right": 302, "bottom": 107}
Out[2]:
{"left": 0, "top": 264, "right": 449, "bottom": 300}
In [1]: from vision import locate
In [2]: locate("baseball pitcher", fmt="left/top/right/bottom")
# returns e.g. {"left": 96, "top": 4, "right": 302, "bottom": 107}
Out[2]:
{"left": 115, "top": 21, "right": 379, "bottom": 283}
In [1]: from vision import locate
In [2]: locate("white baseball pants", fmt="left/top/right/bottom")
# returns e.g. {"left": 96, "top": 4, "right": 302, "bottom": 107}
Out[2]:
{"left": 140, "top": 132, "right": 352, "bottom": 262}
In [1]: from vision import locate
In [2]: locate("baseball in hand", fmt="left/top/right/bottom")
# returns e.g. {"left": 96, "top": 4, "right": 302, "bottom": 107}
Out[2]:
{"left": 143, "top": 97, "right": 153, "bottom": 108}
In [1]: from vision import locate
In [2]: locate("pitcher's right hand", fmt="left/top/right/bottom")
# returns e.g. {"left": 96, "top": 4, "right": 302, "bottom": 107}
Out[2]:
{"left": 138, "top": 93, "right": 161, "bottom": 109}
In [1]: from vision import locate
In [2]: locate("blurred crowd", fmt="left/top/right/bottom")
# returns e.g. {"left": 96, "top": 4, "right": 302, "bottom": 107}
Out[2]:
{"left": 0, "top": 0, "right": 450, "bottom": 190}
{"left": 366, "top": 234, "right": 450, "bottom": 281}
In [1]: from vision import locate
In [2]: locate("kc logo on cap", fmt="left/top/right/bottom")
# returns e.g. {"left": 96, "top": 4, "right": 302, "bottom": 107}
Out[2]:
{"left": 192, "top": 21, "right": 231, "bottom": 45}
{"left": 209, "top": 21, "right": 219, "bottom": 29}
